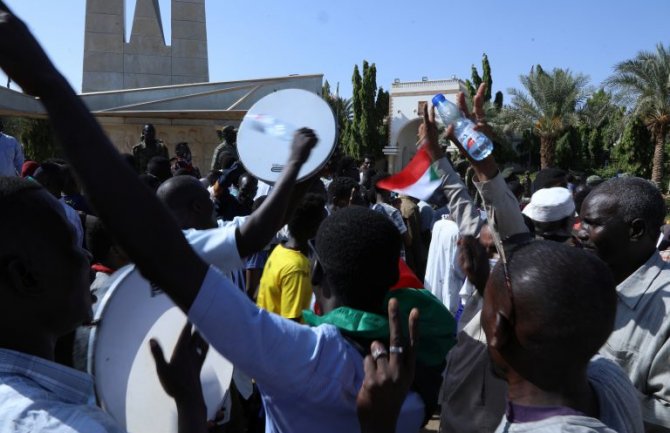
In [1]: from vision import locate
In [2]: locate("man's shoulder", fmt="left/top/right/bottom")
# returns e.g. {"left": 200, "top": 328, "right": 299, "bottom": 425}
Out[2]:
{"left": 0, "top": 374, "right": 123, "bottom": 433}
{"left": 0, "top": 132, "right": 19, "bottom": 144}
{"left": 497, "top": 416, "right": 617, "bottom": 433}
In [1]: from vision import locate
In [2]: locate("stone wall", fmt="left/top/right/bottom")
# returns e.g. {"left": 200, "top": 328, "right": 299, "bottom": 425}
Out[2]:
{"left": 98, "top": 117, "right": 235, "bottom": 173}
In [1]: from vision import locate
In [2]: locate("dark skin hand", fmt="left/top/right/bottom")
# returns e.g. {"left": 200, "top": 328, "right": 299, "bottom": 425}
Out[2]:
{"left": 150, "top": 323, "right": 209, "bottom": 433}
{"left": 458, "top": 233, "right": 492, "bottom": 296}
{"left": 419, "top": 83, "right": 499, "bottom": 182}
{"left": 0, "top": 1, "right": 317, "bottom": 312}
{"left": 356, "top": 299, "right": 419, "bottom": 433}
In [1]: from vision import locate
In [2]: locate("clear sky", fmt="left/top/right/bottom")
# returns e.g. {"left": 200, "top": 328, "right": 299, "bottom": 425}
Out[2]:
{"left": 2, "top": 0, "right": 669, "bottom": 101}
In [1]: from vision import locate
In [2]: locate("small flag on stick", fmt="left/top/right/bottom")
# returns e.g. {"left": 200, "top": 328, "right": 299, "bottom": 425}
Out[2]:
{"left": 376, "top": 147, "right": 441, "bottom": 200}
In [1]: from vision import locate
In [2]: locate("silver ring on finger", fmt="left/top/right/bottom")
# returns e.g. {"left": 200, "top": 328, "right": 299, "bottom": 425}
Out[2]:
{"left": 389, "top": 346, "right": 404, "bottom": 355}
{"left": 372, "top": 347, "right": 388, "bottom": 361}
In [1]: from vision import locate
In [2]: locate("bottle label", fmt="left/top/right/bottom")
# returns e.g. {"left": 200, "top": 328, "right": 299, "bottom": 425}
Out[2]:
{"left": 458, "top": 124, "right": 477, "bottom": 150}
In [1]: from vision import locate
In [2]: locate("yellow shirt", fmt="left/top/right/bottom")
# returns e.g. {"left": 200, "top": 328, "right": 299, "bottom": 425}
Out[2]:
{"left": 256, "top": 244, "right": 312, "bottom": 320}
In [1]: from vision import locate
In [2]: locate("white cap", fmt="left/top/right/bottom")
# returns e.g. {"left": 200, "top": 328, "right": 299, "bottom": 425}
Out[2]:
{"left": 522, "top": 187, "right": 575, "bottom": 223}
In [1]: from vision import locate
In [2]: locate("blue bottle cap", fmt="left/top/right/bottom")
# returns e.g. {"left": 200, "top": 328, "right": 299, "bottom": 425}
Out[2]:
{"left": 432, "top": 93, "right": 447, "bottom": 106}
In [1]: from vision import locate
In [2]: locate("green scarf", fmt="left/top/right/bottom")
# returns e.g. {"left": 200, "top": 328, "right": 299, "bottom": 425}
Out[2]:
{"left": 303, "top": 288, "right": 456, "bottom": 366}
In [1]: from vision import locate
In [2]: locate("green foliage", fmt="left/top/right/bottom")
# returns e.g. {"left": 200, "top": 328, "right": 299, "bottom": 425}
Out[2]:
{"left": 482, "top": 53, "right": 493, "bottom": 101}
{"left": 465, "top": 53, "right": 497, "bottom": 104}
{"left": 322, "top": 81, "right": 354, "bottom": 153}
{"left": 341, "top": 60, "right": 389, "bottom": 159}
{"left": 611, "top": 116, "right": 653, "bottom": 178}
{"left": 607, "top": 43, "right": 670, "bottom": 184}
{"left": 375, "top": 87, "right": 390, "bottom": 150}
{"left": 494, "top": 91, "right": 504, "bottom": 111}
{"left": 343, "top": 65, "right": 363, "bottom": 157}
{"left": 358, "top": 61, "right": 379, "bottom": 157}
{"left": 2, "top": 117, "right": 61, "bottom": 162}
{"left": 502, "top": 65, "right": 590, "bottom": 168}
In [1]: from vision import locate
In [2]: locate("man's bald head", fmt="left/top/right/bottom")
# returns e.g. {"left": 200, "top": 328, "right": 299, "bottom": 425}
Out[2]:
{"left": 156, "top": 176, "right": 215, "bottom": 230}
{"left": 483, "top": 241, "right": 616, "bottom": 388}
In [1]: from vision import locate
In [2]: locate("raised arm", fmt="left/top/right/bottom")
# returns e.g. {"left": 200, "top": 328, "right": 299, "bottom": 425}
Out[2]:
{"left": 418, "top": 105, "right": 483, "bottom": 237}
{"left": 424, "top": 84, "right": 529, "bottom": 241}
{"left": 0, "top": 4, "right": 211, "bottom": 311}
{"left": 235, "top": 137, "right": 317, "bottom": 258}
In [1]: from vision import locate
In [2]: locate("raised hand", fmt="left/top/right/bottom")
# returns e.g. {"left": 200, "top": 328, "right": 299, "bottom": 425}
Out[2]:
{"left": 356, "top": 298, "right": 419, "bottom": 433}
{"left": 419, "top": 103, "right": 443, "bottom": 162}
{"left": 445, "top": 83, "right": 496, "bottom": 159}
{"left": 458, "top": 232, "right": 493, "bottom": 296}
{"left": 150, "top": 323, "right": 209, "bottom": 403}
{"left": 289, "top": 128, "right": 318, "bottom": 166}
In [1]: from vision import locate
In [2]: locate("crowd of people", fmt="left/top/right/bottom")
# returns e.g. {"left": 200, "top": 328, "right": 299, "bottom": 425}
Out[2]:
{"left": 0, "top": 3, "right": 669, "bottom": 433}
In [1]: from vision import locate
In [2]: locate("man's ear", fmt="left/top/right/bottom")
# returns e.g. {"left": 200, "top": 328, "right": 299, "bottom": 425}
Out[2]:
{"left": 6, "top": 258, "right": 42, "bottom": 297}
{"left": 629, "top": 218, "right": 646, "bottom": 241}
{"left": 489, "top": 311, "right": 513, "bottom": 350}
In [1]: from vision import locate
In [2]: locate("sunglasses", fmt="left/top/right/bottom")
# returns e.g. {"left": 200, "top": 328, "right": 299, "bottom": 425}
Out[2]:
{"left": 307, "top": 239, "right": 324, "bottom": 286}
{"left": 487, "top": 213, "right": 518, "bottom": 326}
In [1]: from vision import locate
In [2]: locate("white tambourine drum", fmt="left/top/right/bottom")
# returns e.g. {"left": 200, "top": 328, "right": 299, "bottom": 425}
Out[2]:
{"left": 237, "top": 88, "right": 337, "bottom": 184}
{"left": 87, "top": 265, "right": 233, "bottom": 433}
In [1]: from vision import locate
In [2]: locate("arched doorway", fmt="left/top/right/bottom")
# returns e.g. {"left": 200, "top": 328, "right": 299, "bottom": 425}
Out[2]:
{"left": 395, "top": 118, "right": 423, "bottom": 171}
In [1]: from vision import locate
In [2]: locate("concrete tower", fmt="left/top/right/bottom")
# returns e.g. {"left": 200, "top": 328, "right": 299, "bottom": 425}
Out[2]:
{"left": 171, "top": 0, "right": 209, "bottom": 85}
{"left": 82, "top": 0, "right": 125, "bottom": 92}
{"left": 82, "top": 0, "right": 210, "bottom": 92}
{"left": 124, "top": 0, "right": 172, "bottom": 89}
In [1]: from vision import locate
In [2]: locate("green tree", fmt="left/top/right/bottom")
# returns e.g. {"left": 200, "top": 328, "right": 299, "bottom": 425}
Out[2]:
{"left": 465, "top": 53, "right": 503, "bottom": 109}
{"left": 576, "top": 89, "right": 626, "bottom": 170}
{"left": 502, "top": 65, "right": 590, "bottom": 169}
{"left": 342, "top": 61, "right": 388, "bottom": 159}
{"left": 322, "top": 80, "right": 353, "bottom": 150}
{"left": 358, "top": 61, "right": 379, "bottom": 157}
{"left": 375, "top": 87, "right": 390, "bottom": 152}
{"left": 2, "top": 117, "right": 60, "bottom": 162}
{"left": 607, "top": 43, "right": 670, "bottom": 185}
{"left": 343, "top": 65, "right": 363, "bottom": 157}
{"left": 612, "top": 116, "right": 653, "bottom": 178}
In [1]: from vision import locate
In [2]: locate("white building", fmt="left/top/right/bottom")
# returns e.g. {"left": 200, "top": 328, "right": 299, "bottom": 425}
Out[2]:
{"left": 384, "top": 77, "right": 467, "bottom": 173}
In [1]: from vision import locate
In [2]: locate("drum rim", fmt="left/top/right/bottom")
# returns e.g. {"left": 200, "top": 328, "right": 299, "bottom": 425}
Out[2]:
{"left": 237, "top": 88, "right": 339, "bottom": 184}
{"left": 86, "top": 264, "right": 136, "bottom": 376}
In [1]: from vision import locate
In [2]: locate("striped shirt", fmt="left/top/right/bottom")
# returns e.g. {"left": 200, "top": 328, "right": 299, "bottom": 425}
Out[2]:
{"left": 0, "top": 348, "right": 125, "bottom": 433}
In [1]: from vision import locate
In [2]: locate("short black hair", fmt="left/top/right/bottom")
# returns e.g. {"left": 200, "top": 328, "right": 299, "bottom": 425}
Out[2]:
{"left": 491, "top": 241, "right": 616, "bottom": 366}
{"left": 316, "top": 206, "right": 400, "bottom": 312}
{"left": 147, "top": 156, "right": 172, "bottom": 182}
{"left": 335, "top": 155, "right": 358, "bottom": 179}
{"left": 533, "top": 168, "right": 567, "bottom": 193}
{"left": 175, "top": 142, "right": 191, "bottom": 159}
{"left": 368, "top": 172, "right": 390, "bottom": 203}
{"left": 0, "top": 177, "right": 45, "bottom": 263}
{"left": 288, "top": 193, "right": 326, "bottom": 243}
{"left": 139, "top": 173, "right": 161, "bottom": 192}
{"left": 592, "top": 177, "right": 665, "bottom": 232}
{"left": 0, "top": 176, "right": 42, "bottom": 201}
{"left": 32, "top": 161, "right": 64, "bottom": 194}
{"left": 573, "top": 184, "right": 592, "bottom": 216}
{"left": 85, "top": 215, "right": 113, "bottom": 264}
{"left": 327, "top": 177, "right": 359, "bottom": 204}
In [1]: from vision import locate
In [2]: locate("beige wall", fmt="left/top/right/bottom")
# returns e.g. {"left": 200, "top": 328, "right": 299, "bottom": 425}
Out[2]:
{"left": 98, "top": 117, "right": 237, "bottom": 173}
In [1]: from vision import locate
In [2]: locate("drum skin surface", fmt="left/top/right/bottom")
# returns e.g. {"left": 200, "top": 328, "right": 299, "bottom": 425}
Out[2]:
{"left": 237, "top": 88, "right": 337, "bottom": 184}
{"left": 89, "top": 265, "right": 233, "bottom": 433}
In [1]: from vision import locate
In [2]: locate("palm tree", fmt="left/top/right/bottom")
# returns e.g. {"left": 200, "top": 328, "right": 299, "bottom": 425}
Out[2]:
{"left": 501, "top": 66, "right": 590, "bottom": 168}
{"left": 607, "top": 43, "right": 670, "bottom": 186}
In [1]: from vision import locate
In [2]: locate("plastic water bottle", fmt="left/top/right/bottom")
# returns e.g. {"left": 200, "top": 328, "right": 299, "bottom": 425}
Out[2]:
{"left": 431, "top": 93, "right": 493, "bottom": 160}
{"left": 248, "top": 114, "right": 296, "bottom": 141}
